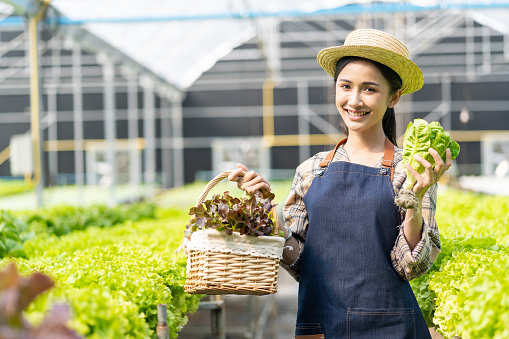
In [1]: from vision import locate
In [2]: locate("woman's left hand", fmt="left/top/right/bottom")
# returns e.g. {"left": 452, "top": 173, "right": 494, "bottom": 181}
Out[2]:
{"left": 404, "top": 148, "right": 452, "bottom": 200}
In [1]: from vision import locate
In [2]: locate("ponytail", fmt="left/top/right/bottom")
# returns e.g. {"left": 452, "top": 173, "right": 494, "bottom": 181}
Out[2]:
{"left": 382, "top": 107, "right": 398, "bottom": 147}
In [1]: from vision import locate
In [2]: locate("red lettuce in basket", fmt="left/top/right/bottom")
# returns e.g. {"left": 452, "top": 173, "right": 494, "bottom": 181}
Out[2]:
{"left": 185, "top": 191, "right": 278, "bottom": 237}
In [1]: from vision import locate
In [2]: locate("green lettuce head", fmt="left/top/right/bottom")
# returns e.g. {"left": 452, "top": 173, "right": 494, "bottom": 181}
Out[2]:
{"left": 395, "top": 119, "right": 460, "bottom": 210}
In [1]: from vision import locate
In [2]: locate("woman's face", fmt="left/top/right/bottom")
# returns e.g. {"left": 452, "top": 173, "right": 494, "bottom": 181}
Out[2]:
{"left": 335, "top": 59, "right": 401, "bottom": 136}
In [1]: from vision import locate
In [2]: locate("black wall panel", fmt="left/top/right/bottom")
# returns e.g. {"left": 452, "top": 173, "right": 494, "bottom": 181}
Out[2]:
{"left": 56, "top": 122, "right": 73, "bottom": 139}
{"left": 309, "top": 86, "right": 333, "bottom": 104}
{"left": 0, "top": 123, "right": 28, "bottom": 148}
{"left": 452, "top": 111, "right": 509, "bottom": 130}
{"left": 0, "top": 160, "right": 9, "bottom": 176}
{"left": 184, "top": 89, "right": 263, "bottom": 107}
{"left": 413, "top": 83, "right": 441, "bottom": 102}
{"left": 455, "top": 141, "right": 480, "bottom": 175}
{"left": 272, "top": 146, "right": 299, "bottom": 170}
{"left": 184, "top": 148, "right": 211, "bottom": 183}
{"left": 311, "top": 145, "right": 332, "bottom": 156}
{"left": 58, "top": 151, "right": 75, "bottom": 173}
{"left": 183, "top": 117, "right": 263, "bottom": 137}
{"left": 116, "top": 93, "right": 128, "bottom": 110}
{"left": 116, "top": 120, "right": 128, "bottom": 139}
{"left": 57, "top": 94, "right": 73, "bottom": 111}
{"left": 452, "top": 82, "right": 509, "bottom": 101}
{"left": 273, "top": 88, "right": 298, "bottom": 105}
{"left": 3, "top": 50, "right": 24, "bottom": 58}
{"left": 1, "top": 31, "right": 23, "bottom": 41}
{"left": 83, "top": 121, "right": 104, "bottom": 139}
{"left": 0, "top": 95, "right": 30, "bottom": 113}
{"left": 83, "top": 93, "right": 103, "bottom": 110}
{"left": 274, "top": 116, "right": 298, "bottom": 135}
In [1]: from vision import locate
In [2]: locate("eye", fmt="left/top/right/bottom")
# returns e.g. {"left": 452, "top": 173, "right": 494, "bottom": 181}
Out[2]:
{"left": 364, "top": 86, "right": 376, "bottom": 93}
{"left": 339, "top": 83, "right": 351, "bottom": 90}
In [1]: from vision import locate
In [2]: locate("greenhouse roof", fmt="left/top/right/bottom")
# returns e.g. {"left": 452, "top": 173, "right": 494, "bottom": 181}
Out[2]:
{"left": 2, "top": 0, "right": 509, "bottom": 91}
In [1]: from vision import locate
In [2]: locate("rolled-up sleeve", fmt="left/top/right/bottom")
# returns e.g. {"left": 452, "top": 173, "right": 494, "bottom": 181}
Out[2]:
{"left": 391, "top": 183, "right": 441, "bottom": 280}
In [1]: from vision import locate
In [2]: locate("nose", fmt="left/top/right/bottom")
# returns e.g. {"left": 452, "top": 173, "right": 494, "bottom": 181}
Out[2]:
{"left": 348, "top": 90, "right": 363, "bottom": 107}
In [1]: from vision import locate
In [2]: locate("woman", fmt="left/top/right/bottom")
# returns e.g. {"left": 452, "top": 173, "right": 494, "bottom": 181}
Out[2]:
{"left": 229, "top": 29, "right": 451, "bottom": 339}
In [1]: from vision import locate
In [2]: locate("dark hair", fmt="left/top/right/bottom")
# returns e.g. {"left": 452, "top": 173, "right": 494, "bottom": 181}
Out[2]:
{"left": 333, "top": 56, "right": 402, "bottom": 146}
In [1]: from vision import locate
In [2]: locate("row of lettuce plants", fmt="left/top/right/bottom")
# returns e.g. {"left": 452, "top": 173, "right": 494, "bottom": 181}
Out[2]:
{"left": 410, "top": 189, "right": 509, "bottom": 339}
{"left": 1, "top": 207, "right": 200, "bottom": 338}
{"left": 0, "top": 203, "right": 156, "bottom": 260}
{"left": 0, "top": 179, "right": 33, "bottom": 197}
{"left": 2, "top": 188, "right": 507, "bottom": 338}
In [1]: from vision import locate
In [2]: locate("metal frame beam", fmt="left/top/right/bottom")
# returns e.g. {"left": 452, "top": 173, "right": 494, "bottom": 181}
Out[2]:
{"left": 141, "top": 75, "right": 156, "bottom": 191}
{"left": 101, "top": 54, "right": 117, "bottom": 205}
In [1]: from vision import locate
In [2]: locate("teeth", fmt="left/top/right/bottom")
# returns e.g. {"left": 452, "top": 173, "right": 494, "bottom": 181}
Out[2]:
{"left": 347, "top": 110, "right": 369, "bottom": 117}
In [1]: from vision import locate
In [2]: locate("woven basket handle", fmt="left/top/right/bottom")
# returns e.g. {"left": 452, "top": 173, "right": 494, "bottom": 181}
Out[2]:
{"left": 194, "top": 170, "right": 280, "bottom": 235}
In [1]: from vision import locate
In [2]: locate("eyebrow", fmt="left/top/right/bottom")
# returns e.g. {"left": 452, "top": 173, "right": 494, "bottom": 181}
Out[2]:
{"left": 338, "top": 79, "right": 381, "bottom": 87}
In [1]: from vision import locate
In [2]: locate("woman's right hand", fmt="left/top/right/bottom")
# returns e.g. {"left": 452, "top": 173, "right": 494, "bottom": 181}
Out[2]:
{"left": 228, "top": 163, "right": 271, "bottom": 195}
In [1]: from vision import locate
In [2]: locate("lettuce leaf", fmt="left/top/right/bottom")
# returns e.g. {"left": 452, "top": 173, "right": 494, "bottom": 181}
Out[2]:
{"left": 397, "top": 119, "right": 460, "bottom": 209}
{"left": 449, "top": 140, "right": 460, "bottom": 160}
{"left": 402, "top": 119, "right": 432, "bottom": 189}
{"left": 401, "top": 119, "right": 460, "bottom": 191}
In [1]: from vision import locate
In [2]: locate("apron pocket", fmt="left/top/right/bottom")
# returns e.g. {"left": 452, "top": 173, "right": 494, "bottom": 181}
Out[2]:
{"left": 295, "top": 323, "right": 324, "bottom": 337}
{"left": 347, "top": 307, "right": 416, "bottom": 339}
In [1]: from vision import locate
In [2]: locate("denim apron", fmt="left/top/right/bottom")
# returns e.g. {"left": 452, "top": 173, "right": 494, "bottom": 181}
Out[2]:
{"left": 295, "top": 138, "right": 431, "bottom": 339}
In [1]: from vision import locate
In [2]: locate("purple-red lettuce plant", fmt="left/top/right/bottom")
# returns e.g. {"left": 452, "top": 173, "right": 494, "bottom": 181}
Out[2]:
{"left": 0, "top": 262, "right": 82, "bottom": 339}
{"left": 185, "top": 191, "right": 278, "bottom": 237}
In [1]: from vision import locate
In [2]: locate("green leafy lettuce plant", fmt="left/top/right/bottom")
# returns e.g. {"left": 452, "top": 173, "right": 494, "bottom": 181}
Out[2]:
{"left": 410, "top": 234, "right": 501, "bottom": 329}
{"left": 0, "top": 179, "right": 33, "bottom": 197}
{"left": 408, "top": 191, "right": 509, "bottom": 337}
{"left": 0, "top": 211, "right": 28, "bottom": 260}
{"left": 25, "top": 202, "right": 156, "bottom": 237}
{"left": 395, "top": 119, "right": 460, "bottom": 210}
{"left": 185, "top": 191, "right": 278, "bottom": 237}
{"left": 7, "top": 209, "right": 201, "bottom": 339}
{"left": 456, "top": 253, "right": 509, "bottom": 339}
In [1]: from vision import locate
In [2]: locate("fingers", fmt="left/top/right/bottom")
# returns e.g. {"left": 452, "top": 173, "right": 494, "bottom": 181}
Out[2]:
{"left": 228, "top": 163, "right": 248, "bottom": 181}
{"left": 236, "top": 163, "right": 249, "bottom": 171}
{"left": 406, "top": 148, "right": 454, "bottom": 196}
{"left": 411, "top": 154, "right": 434, "bottom": 184}
{"left": 227, "top": 163, "right": 271, "bottom": 194}
{"left": 426, "top": 148, "right": 452, "bottom": 177}
{"left": 405, "top": 162, "right": 432, "bottom": 191}
{"left": 239, "top": 170, "right": 271, "bottom": 194}
{"left": 428, "top": 148, "right": 443, "bottom": 171}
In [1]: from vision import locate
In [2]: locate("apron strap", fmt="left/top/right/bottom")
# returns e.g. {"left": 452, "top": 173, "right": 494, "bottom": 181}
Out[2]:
{"left": 381, "top": 137, "right": 395, "bottom": 182}
{"left": 319, "top": 137, "right": 348, "bottom": 168}
{"left": 319, "top": 137, "right": 395, "bottom": 182}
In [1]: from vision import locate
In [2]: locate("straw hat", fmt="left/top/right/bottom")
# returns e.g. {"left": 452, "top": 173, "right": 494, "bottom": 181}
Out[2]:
{"left": 317, "top": 29, "right": 423, "bottom": 95}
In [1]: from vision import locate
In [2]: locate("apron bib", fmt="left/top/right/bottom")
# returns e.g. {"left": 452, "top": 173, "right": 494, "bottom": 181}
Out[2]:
{"left": 295, "top": 138, "right": 431, "bottom": 339}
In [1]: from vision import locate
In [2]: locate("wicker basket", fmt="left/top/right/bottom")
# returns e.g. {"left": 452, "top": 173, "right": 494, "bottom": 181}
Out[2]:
{"left": 184, "top": 170, "right": 284, "bottom": 296}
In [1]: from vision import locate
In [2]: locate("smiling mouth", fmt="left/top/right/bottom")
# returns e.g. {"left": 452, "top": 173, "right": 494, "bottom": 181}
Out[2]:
{"left": 346, "top": 109, "right": 370, "bottom": 117}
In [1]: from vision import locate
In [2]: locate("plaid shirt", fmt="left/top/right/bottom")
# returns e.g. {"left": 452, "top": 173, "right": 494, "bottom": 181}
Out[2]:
{"left": 280, "top": 144, "right": 441, "bottom": 282}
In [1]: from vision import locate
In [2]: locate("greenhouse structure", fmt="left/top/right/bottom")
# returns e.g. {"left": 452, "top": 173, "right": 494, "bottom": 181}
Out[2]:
{"left": 0, "top": 1, "right": 508, "bottom": 196}
{"left": 0, "top": 1, "right": 509, "bottom": 338}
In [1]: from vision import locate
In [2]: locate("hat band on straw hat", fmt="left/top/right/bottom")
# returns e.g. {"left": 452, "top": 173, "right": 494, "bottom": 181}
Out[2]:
{"left": 317, "top": 29, "right": 424, "bottom": 95}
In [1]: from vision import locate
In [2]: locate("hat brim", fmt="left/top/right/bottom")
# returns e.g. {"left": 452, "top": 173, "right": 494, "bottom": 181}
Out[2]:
{"left": 317, "top": 45, "right": 424, "bottom": 95}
